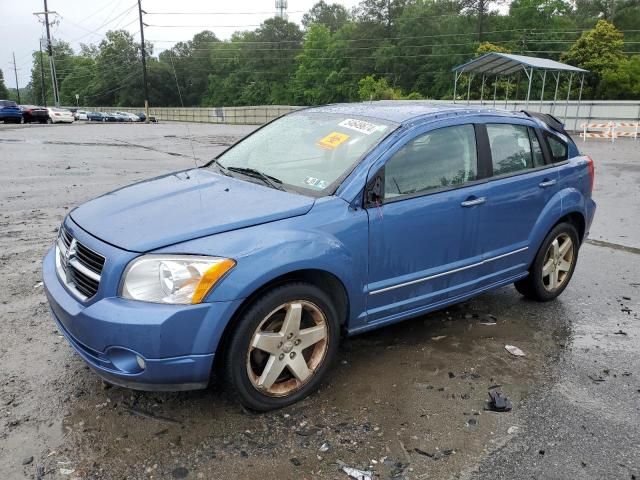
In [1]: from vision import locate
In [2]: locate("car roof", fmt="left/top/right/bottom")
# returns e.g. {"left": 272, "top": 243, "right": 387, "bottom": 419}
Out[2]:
{"left": 305, "top": 101, "right": 525, "bottom": 125}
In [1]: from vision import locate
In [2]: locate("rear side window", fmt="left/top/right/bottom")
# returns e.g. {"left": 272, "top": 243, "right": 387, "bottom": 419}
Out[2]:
{"left": 487, "top": 123, "right": 533, "bottom": 175}
{"left": 384, "top": 124, "right": 478, "bottom": 199}
{"left": 545, "top": 134, "right": 568, "bottom": 163}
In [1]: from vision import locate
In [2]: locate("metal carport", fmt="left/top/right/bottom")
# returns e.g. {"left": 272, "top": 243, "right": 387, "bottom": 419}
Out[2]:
{"left": 452, "top": 53, "right": 588, "bottom": 122}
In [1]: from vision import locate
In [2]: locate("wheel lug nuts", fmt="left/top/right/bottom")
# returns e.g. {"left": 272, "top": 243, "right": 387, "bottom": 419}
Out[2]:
{"left": 277, "top": 342, "right": 283, "bottom": 349}
{"left": 287, "top": 333, "right": 294, "bottom": 339}
{"left": 289, "top": 352, "right": 296, "bottom": 359}
{"left": 279, "top": 353, "right": 284, "bottom": 360}
{"left": 294, "top": 339, "right": 300, "bottom": 346}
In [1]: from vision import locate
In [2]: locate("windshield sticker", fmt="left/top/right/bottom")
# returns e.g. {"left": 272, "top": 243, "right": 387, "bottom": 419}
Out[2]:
{"left": 304, "top": 177, "right": 329, "bottom": 189}
{"left": 317, "top": 131, "right": 350, "bottom": 150}
{"left": 338, "top": 118, "right": 385, "bottom": 135}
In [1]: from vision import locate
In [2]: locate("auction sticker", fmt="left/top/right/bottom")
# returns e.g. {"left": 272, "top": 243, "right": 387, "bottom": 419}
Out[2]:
{"left": 317, "top": 131, "right": 350, "bottom": 150}
{"left": 338, "top": 118, "right": 384, "bottom": 135}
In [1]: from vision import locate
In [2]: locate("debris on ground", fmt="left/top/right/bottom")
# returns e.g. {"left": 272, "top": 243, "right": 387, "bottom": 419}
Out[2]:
{"left": 588, "top": 374, "right": 606, "bottom": 383}
{"left": 431, "top": 335, "right": 447, "bottom": 341}
{"left": 507, "top": 426, "right": 519, "bottom": 434}
{"left": 480, "top": 314, "right": 497, "bottom": 325}
{"left": 613, "top": 330, "right": 628, "bottom": 335}
{"left": 337, "top": 461, "right": 373, "bottom": 480}
{"left": 487, "top": 389, "right": 513, "bottom": 412}
{"left": 505, "top": 345, "right": 526, "bottom": 357}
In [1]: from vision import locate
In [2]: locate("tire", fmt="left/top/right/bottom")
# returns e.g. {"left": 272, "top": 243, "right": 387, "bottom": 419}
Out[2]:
{"left": 46, "top": 118, "right": 53, "bottom": 124}
{"left": 515, "top": 222, "right": 580, "bottom": 302}
{"left": 224, "top": 282, "right": 340, "bottom": 411}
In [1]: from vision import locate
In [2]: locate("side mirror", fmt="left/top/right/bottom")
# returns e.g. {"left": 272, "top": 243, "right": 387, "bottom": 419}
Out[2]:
{"left": 364, "top": 171, "right": 384, "bottom": 207}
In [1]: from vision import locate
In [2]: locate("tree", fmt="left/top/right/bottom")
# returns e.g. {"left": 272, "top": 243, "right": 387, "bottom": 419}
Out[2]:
{"left": 459, "top": 0, "right": 506, "bottom": 41}
{"left": 293, "top": 25, "right": 339, "bottom": 104}
{"left": 302, "top": 1, "right": 350, "bottom": 33}
{"left": 358, "top": 75, "right": 399, "bottom": 100}
{"left": 562, "top": 20, "right": 626, "bottom": 97}
{"left": 0, "top": 70, "right": 9, "bottom": 98}
{"left": 600, "top": 55, "right": 640, "bottom": 99}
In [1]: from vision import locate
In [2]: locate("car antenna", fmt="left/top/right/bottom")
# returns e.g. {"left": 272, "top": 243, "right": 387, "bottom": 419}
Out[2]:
{"left": 168, "top": 53, "right": 198, "bottom": 176}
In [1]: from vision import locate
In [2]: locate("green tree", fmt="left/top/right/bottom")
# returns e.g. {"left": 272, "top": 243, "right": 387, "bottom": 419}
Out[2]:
{"left": 0, "top": 69, "right": 9, "bottom": 98}
{"left": 562, "top": 20, "right": 626, "bottom": 97}
{"left": 358, "top": 75, "right": 399, "bottom": 100}
{"left": 600, "top": 55, "right": 640, "bottom": 99}
{"left": 302, "top": 1, "right": 350, "bottom": 32}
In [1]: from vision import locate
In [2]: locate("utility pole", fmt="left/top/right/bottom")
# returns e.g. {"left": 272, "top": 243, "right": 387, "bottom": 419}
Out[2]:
{"left": 11, "top": 52, "right": 21, "bottom": 104}
{"left": 137, "top": 0, "right": 150, "bottom": 123}
{"left": 275, "top": 0, "right": 288, "bottom": 19}
{"left": 34, "top": 1, "right": 59, "bottom": 106}
{"left": 39, "top": 40, "right": 47, "bottom": 107}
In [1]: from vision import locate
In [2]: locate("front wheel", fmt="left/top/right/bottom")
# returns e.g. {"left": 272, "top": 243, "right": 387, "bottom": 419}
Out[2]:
{"left": 515, "top": 222, "right": 579, "bottom": 301}
{"left": 224, "top": 283, "right": 340, "bottom": 411}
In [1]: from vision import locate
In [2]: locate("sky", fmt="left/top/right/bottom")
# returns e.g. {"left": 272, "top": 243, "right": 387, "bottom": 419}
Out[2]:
{"left": 0, "top": 0, "right": 361, "bottom": 92}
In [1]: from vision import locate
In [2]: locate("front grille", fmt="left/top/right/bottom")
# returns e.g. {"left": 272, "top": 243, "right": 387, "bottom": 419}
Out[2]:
{"left": 56, "top": 227, "right": 105, "bottom": 301}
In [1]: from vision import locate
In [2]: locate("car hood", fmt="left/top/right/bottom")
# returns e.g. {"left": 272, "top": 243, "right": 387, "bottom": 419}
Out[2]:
{"left": 70, "top": 168, "right": 315, "bottom": 252}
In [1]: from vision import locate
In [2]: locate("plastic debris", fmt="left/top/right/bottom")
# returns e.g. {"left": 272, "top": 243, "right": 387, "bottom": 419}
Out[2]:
{"left": 488, "top": 390, "right": 512, "bottom": 412}
{"left": 319, "top": 442, "right": 330, "bottom": 452}
{"left": 505, "top": 345, "right": 526, "bottom": 356}
{"left": 431, "top": 335, "right": 447, "bottom": 341}
{"left": 337, "top": 461, "right": 373, "bottom": 480}
{"left": 59, "top": 468, "right": 75, "bottom": 475}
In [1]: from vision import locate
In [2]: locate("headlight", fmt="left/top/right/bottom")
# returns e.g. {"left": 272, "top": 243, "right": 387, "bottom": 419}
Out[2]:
{"left": 120, "top": 255, "right": 235, "bottom": 304}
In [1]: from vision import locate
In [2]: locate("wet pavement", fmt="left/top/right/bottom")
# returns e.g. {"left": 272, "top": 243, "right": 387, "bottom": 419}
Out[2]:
{"left": 0, "top": 122, "right": 638, "bottom": 479}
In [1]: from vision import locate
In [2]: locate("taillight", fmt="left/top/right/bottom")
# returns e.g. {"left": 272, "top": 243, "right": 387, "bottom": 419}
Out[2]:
{"left": 586, "top": 156, "right": 595, "bottom": 194}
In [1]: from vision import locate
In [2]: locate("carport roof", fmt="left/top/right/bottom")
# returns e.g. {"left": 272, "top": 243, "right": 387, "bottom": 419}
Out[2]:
{"left": 452, "top": 52, "right": 588, "bottom": 76}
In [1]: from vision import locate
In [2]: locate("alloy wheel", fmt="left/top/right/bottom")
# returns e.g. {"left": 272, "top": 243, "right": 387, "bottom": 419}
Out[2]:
{"left": 542, "top": 233, "right": 574, "bottom": 292}
{"left": 247, "top": 300, "right": 329, "bottom": 397}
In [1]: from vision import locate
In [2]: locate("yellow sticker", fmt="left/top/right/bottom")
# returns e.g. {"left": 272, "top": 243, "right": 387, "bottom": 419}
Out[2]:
{"left": 317, "top": 132, "right": 350, "bottom": 150}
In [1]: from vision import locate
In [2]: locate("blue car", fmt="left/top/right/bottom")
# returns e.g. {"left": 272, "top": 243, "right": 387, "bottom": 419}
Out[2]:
{"left": 0, "top": 99, "right": 23, "bottom": 123}
{"left": 43, "top": 102, "right": 596, "bottom": 410}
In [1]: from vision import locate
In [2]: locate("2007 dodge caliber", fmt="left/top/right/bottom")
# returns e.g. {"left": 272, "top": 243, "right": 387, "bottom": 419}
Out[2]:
{"left": 43, "top": 102, "right": 596, "bottom": 411}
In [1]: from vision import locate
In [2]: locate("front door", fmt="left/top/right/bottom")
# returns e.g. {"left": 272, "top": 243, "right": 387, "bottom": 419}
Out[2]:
{"left": 366, "top": 123, "right": 488, "bottom": 325}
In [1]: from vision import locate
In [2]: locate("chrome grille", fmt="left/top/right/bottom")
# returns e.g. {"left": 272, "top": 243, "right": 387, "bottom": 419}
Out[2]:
{"left": 56, "top": 227, "right": 105, "bottom": 301}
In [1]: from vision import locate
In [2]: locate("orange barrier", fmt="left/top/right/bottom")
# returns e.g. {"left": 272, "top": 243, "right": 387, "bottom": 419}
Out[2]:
{"left": 580, "top": 121, "right": 639, "bottom": 142}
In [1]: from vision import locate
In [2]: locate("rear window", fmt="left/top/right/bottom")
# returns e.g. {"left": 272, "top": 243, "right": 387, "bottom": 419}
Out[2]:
{"left": 0, "top": 100, "right": 17, "bottom": 107}
{"left": 545, "top": 134, "right": 568, "bottom": 163}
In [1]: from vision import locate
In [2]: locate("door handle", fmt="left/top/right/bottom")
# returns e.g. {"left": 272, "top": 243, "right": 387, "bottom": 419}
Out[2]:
{"left": 460, "top": 197, "right": 486, "bottom": 207}
{"left": 539, "top": 179, "right": 557, "bottom": 188}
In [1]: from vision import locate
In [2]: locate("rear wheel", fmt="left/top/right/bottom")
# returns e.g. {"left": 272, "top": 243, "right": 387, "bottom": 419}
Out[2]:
{"left": 224, "top": 282, "right": 340, "bottom": 411}
{"left": 515, "top": 222, "right": 579, "bottom": 301}
{"left": 46, "top": 118, "right": 53, "bottom": 124}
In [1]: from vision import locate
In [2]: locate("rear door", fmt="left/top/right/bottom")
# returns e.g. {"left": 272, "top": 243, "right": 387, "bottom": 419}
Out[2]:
{"left": 477, "top": 119, "right": 561, "bottom": 284}
{"left": 365, "top": 122, "right": 490, "bottom": 324}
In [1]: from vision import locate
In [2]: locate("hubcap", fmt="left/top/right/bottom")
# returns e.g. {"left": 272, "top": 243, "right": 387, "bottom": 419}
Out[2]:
{"left": 247, "top": 301, "right": 329, "bottom": 397}
{"left": 542, "top": 233, "right": 574, "bottom": 292}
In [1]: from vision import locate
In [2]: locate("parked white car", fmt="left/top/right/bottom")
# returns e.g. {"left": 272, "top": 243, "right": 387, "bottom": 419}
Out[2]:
{"left": 115, "top": 111, "right": 140, "bottom": 122}
{"left": 47, "top": 108, "right": 74, "bottom": 124}
{"left": 74, "top": 110, "right": 89, "bottom": 121}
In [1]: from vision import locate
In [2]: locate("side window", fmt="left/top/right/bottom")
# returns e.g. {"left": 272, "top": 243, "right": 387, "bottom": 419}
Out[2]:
{"left": 529, "top": 128, "right": 546, "bottom": 168}
{"left": 487, "top": 123, "right": 533, "bottom": 176}
{"left": 545, "top": 134, "right": 568, "bottom": 163}
{"left": 384, "top": 124, "right": 477, "bottom": 199}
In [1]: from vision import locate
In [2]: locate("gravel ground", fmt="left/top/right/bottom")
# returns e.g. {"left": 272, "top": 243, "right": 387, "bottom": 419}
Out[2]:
{"left": 0, "top": 121, "right": 638, "bottom": 480}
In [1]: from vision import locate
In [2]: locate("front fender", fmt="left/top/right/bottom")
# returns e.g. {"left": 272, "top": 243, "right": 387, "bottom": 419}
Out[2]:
{"left": 153, "top": 197, "right": 368, "bottom": 326}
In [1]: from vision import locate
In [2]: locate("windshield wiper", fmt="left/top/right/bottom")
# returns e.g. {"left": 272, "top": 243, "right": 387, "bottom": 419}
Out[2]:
{"left": 211, "top": 158, "right": 233, "bottom": 177}
{"left": 226, "top": 166, "right": 285, "bottom": 191}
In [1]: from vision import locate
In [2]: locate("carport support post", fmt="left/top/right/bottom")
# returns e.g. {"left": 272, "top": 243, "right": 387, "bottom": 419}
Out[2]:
{"left": 480, "top": 74, "right": 486, "bottom": 104}
{"left": 564, "top": 72, "right": 573, "bottom": 124}
{"left": 504, "top": 77, "right": 511, "bottom": 108}
{"left": 540, "top": 70, "right": 547, "bottom": 107}
{"left": 552, "top": 71, "right": 560, "bottom": 115}
{"left": 575, "top": 74, "right": 585, "bottom": 131}
{"left": 453, "top": 71, "right": 458, "bottom": 104}
{"left": 493, "top": 76, "right": 498, "bottom": 108}
{"left": 466, "top": 73, "right": 473, "bottom": 105}
{"left": 525, "top": 67, "right": 533, "bottom": 109}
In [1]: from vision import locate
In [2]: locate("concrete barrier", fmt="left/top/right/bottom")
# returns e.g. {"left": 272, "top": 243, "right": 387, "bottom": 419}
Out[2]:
{"left": 84, "top": 100, "right": 639, "bottom": 130}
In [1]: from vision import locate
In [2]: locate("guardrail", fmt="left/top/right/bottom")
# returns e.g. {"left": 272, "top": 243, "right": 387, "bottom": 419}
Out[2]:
{"left": 82, "top": 100, "right": 639, "bottom": 131}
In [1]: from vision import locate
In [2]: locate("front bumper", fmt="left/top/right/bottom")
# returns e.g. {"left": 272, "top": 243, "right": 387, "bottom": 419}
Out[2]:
{"left": 43, "top": 246, "right": 241, "bottom": 391}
